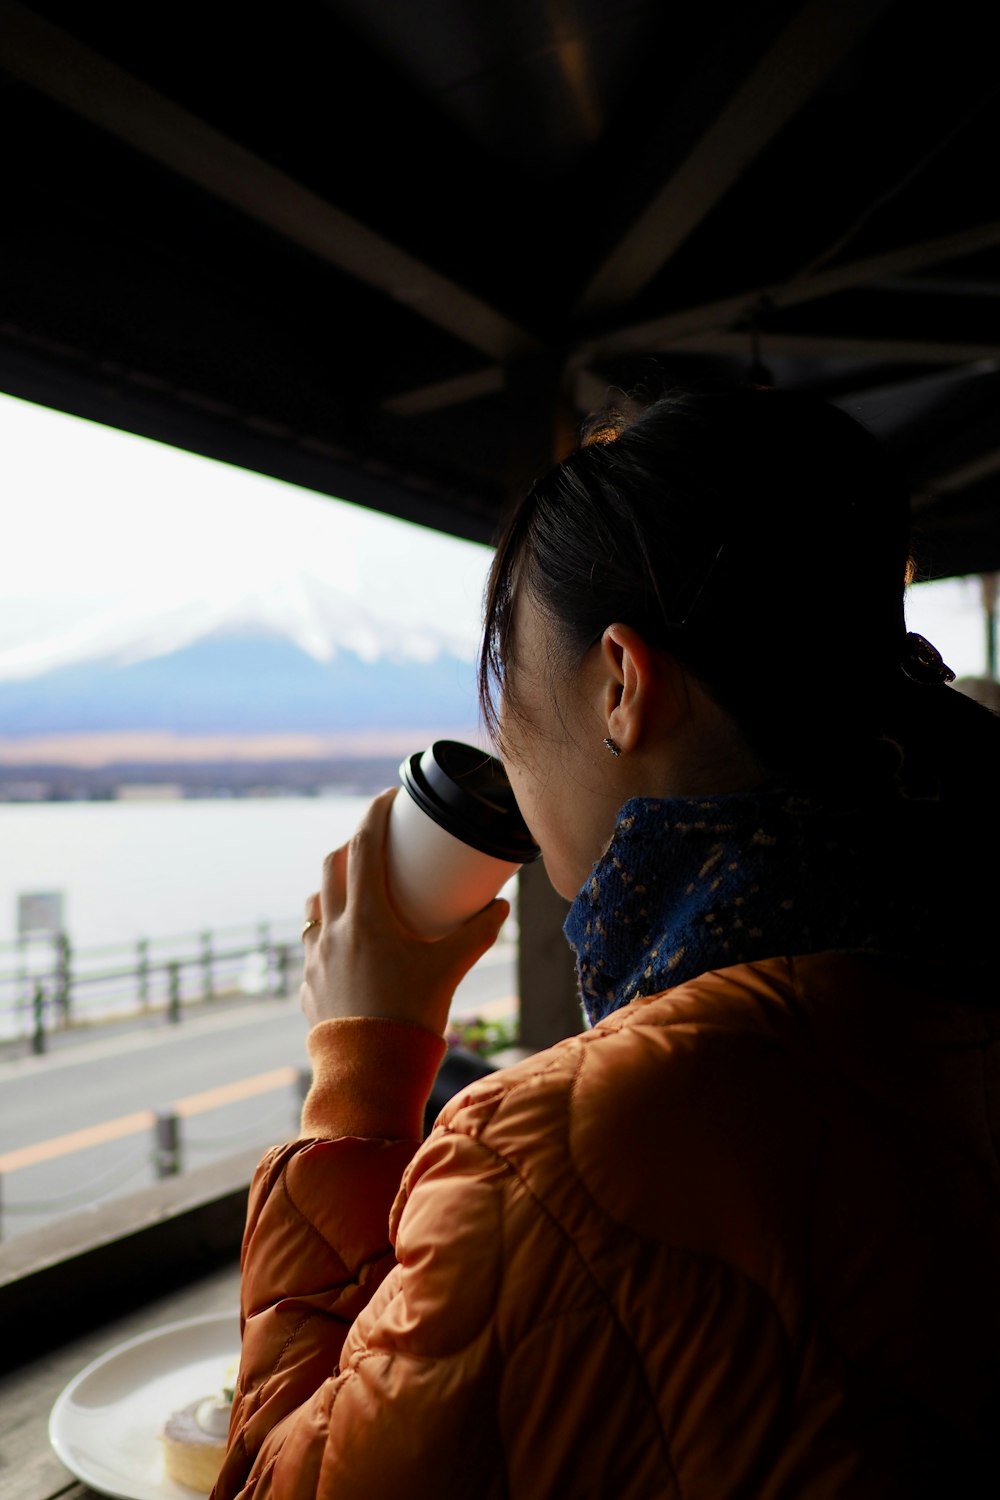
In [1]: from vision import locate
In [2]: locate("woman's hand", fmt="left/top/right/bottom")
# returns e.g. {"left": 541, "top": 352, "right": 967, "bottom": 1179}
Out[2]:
{"left": 300, "top": 786, "right": 510, "bottom": 1038}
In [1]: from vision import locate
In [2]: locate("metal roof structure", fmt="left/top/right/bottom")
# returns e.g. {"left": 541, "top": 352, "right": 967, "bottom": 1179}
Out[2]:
{"left": 2, "top": 0, "right": 1000, "bottom": 582}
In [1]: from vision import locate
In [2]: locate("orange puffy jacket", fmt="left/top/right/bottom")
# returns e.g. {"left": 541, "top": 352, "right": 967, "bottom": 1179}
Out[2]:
{"left": 212, "top": 953, "right": 1000, "bottom": 1499}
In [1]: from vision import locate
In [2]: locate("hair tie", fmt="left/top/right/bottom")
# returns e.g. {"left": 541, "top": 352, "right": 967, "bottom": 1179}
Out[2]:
{"left": 900, "top": 631, "right": 956, "bottom": 686}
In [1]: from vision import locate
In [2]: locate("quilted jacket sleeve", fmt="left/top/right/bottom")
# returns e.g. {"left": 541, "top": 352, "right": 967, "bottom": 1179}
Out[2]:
{"left": 211, "top": 1014, "right": 454, "bottom": 1500}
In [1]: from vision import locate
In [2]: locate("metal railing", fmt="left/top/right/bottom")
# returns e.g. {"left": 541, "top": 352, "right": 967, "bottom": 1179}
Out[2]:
{"left": 0, "top": 919, "right": 304, "bottom": 1055}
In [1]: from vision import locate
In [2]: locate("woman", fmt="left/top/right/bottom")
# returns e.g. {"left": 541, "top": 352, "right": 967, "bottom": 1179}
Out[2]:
{"left": 213, "top": 384, "right": 1000, "bottom": 1499}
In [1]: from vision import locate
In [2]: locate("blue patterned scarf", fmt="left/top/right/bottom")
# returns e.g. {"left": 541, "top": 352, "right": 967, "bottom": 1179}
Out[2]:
{"left": 564, "top": 786, "right": 967, "bottom": 1027}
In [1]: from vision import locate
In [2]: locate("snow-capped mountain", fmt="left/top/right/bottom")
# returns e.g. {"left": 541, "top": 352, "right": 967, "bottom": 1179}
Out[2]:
{"left": 0, "top": 570, "right": 480, "bottom": 683}
{"left": 0, "top": 578, "right": 483, "bottom": 736}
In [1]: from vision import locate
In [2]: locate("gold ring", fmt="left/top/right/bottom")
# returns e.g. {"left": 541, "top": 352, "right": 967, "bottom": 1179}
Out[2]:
{"left": 301, "top": 918, "right": 321, "bottom": 940}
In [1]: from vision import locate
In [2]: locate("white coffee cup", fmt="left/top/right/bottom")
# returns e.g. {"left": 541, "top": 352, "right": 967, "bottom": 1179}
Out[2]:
{"left": 385, "top": 740, "right": 540, "bottom": 939}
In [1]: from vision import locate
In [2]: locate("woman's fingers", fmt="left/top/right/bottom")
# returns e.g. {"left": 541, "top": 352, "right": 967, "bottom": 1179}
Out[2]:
{"left": 432, "top": 897, "right": 511, "bottom": 990}
{"left": 342, "top": 786, "right": 397, "bottom": 917}
{"left": 319, "top": 842, "right": 350, "bottom": 924}
{"left": 444, "top": 895, "right": 511, "bottom": 961}
{"left": 314, "top": 786, "right": 396, "bottom": 929}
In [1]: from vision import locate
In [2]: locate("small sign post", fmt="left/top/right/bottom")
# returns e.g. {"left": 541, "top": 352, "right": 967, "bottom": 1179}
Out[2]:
{"left": 17, "top": 891, "right": 65, "bottom": 937}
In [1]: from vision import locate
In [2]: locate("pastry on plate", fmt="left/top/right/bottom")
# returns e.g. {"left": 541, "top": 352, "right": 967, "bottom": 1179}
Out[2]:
{"left": 161, "top": 1360, "right": 237, "bottom": 1493}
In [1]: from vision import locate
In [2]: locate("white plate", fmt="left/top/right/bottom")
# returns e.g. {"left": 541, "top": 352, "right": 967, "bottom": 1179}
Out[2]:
{"left": 49, "top": 1311, "right": 241, "bottom": 1500}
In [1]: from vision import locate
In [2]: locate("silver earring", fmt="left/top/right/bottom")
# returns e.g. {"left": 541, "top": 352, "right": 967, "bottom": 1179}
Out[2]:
{"left": 603, "top": 736, "right": 621, "bottom": 757}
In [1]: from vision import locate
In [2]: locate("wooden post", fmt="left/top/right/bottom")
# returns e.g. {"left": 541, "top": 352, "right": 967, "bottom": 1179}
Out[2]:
{"left": 154, "top": 1111, "right": 181, "bottom": 1177}
{"left": 32, "top": 981, "right": 46, "bottom": 1056}
{"left": 137, "top": 937, "right": 150, "bottom": 1009}
{"left": 54, "top": 931, "right": 71, "bottom": 1025}
{"left": 200, "top": 930, "right": 214, "bottom": 1001}
{"left": 500, "top": 354, "right": 582, "bottom": 1054}
{"left": 515, "top": 860, "right": 582, "bottom": 1052}
{"left": 168, "top": 962, "right": 182, "bottom": 1023}
{"left": 500, "top": 352, "right": 579, "bottom": 501}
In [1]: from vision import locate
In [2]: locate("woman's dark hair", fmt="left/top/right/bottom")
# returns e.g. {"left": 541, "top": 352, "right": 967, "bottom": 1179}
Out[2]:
{"left": 479, "top": 381, "right": 999, "bottom": 792}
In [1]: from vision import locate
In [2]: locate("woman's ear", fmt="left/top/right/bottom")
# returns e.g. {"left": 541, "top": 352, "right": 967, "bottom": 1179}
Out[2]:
{"left": 599, "top": 624, "right": 686, "bottom": 752}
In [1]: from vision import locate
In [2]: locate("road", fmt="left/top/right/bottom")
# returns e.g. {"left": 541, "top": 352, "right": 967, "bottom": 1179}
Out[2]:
{"left": 0, "top": 944, "right": 517, "bottom": 1242}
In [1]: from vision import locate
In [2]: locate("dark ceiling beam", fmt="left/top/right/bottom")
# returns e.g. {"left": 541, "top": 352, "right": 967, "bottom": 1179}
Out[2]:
{"left": 0, "top": 0, "right": 541, "bottom": 365}
{"left": 376, "top": 334, "right": 1000, "bottom": 427}
{"left": 573, "top": 0, "right": 892, "bottom": 317}
{"left": 577, "top": 221, "right": 1000, "bottom": 363}
{"left": 929, "top": 447, "right": 1000, "bottom": 493}
{"left": 872, "top": 276, "right": 1000, "bottom": 299}
{"left": 828, "top": 360, "right": 1000, "bottom": 438}
{"left": 381, "top": 367, "right": 506, "bottom": 417}
{"left": 377, "top": 219, "right": 1000, "bottom": 421}
{"left": 666, "top": 330, "right": 1000, "bottom": 365}
{"left": 776, "top": 224, "right": 1000, "bottom": 315}
{"left": 381, "top": 366, "right": 635, "bottom": 424}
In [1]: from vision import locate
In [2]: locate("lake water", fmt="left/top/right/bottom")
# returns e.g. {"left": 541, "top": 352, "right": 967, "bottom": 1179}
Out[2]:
{"left": 0, "top": 794, "right": 375, "bottom": 950}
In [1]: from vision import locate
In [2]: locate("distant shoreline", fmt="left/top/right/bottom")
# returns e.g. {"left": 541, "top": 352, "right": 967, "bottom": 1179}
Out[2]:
{"left": 0, "top": 727, "right": 487, "bottom": 768}
{"left": 0, "top": 729, "right": 492, "bottom": 801}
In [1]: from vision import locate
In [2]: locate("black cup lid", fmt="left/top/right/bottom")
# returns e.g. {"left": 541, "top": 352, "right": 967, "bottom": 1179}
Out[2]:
{"left": 399, "top": 740, "right": 540, "bottom": 864}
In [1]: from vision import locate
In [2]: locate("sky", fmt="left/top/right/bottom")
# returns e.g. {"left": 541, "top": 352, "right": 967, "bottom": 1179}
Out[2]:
{"left": 0, "top": 391, "right": 494, "bottom": 682}
{"left": 0, "top": 388, "right": 994, "bottom": 687}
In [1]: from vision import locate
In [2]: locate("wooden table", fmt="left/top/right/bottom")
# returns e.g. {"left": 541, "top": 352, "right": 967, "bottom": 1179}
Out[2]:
{"left": 0, "top": 1258, "right": 242, "bottom": 1500}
